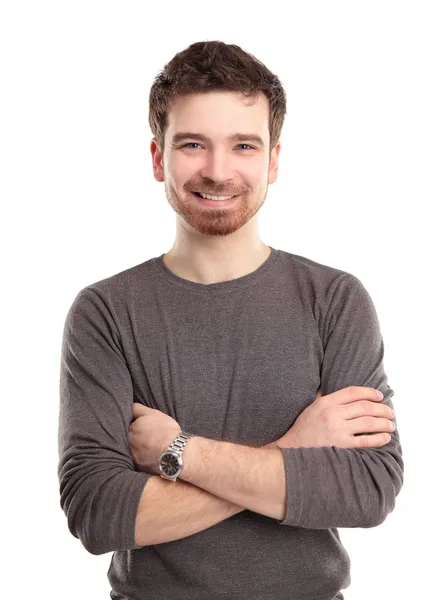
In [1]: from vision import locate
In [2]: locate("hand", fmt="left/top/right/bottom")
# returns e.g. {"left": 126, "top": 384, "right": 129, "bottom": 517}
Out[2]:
{"left": 276, "top": 386, "right": 395, "bottom": 449}
{"left": 129, "top": 403, "right": 181, "bottom": 474}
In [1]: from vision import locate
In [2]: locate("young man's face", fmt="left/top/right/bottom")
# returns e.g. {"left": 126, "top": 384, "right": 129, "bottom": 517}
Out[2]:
{"left": 151, "top": 91, "right": 280, "bottom": 237}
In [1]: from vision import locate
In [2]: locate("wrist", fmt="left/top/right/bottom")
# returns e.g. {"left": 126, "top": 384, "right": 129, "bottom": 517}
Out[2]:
{"left": 158, "top": 429, "right": 194, "bottom": 480}
{"left": 160, "top": 427, "right": 182, "bottom": 456}
{"left": 178, "top": 435, "right": 201, "bottom": 481}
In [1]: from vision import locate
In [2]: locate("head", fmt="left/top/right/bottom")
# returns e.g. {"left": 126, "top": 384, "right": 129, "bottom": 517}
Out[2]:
{"left": 149, "top": 41, "right": 287, "bottom": 237}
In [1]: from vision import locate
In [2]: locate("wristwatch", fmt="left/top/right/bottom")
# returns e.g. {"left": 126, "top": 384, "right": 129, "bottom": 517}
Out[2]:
{"left": 158, "top": 431, "right": 195, "bottom": 481}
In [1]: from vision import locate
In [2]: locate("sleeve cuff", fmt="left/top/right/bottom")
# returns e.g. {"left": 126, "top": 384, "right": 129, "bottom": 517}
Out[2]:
{"left": 276, "top": 447, "right": 304, "bottom": 527}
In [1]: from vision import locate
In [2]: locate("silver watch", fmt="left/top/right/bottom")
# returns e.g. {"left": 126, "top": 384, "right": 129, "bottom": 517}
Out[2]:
{"left": 158, "top": 431, "right": 195, "bottom": 481}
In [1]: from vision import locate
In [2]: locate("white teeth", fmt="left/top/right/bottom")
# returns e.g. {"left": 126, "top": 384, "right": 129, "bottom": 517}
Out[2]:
{"left": 197, "top": 192, "right": 236, "bottom": 201}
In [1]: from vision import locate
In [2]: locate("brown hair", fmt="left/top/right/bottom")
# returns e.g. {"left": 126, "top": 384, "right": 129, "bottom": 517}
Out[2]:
{"left": 149, "top": 41, "right": 287, "bottom": 156}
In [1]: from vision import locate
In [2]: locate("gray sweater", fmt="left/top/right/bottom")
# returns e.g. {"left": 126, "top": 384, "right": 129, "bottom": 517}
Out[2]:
{"left": 57, "top": 246, "right": 404, "bottom": 600}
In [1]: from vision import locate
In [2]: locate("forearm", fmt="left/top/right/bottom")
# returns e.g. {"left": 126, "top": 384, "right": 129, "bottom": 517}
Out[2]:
{"left": 135, "top": 475, "right": 245, "bottom": 547}
{"left": 180, "top": 437, "right": 286, "bottom": 520}
{"left": 134, "top": 441, "right": 278, "bottom": 547}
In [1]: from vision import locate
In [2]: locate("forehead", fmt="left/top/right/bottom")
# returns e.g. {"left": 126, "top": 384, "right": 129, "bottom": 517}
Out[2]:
{"left": 165, "top": 91, "right": 269, "bottom": 142}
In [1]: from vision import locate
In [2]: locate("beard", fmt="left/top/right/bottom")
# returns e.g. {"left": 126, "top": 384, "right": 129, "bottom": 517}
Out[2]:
{"left": 164, "top": 183, "right": 267, "bottom": 237}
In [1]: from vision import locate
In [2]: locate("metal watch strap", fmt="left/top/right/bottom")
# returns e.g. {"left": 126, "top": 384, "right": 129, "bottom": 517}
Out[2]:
{"left": 166, "top": 431, "right": 195, "bottom": 453}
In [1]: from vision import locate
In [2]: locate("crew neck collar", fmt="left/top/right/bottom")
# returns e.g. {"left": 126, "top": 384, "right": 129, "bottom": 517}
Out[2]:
{"left": 153, "top": 246, "right": 280, "bottom": 293}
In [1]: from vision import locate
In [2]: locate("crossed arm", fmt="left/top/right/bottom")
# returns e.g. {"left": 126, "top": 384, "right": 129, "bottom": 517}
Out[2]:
{"left": 135, "top": 438, "right": 284, "bottom": 547}
{"left": 60, "top": 280, "right": 403, "bottom": 554}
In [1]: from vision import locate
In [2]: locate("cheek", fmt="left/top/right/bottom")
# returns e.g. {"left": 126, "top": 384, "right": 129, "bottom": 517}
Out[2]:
{"left": 244, "top": 163, "right": 267, "bottom": 187}
{"left": 170, "top": 158, "right": 199, "bottom": 186}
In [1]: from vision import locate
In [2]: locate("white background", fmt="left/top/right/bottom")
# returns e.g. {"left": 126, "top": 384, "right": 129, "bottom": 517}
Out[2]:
{"left": 1, "top": 1, "right": 445, "bottom": 598}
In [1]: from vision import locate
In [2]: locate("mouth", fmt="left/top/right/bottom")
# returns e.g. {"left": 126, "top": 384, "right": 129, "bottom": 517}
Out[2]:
{"left": 192, "top": 191, "right": 239, "bottom": 200}
{"left": 191, "top": 191, "right": 241, "bottom": 207}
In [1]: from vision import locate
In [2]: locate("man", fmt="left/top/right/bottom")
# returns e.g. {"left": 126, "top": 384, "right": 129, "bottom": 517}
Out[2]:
{"left": 58, "top": 40, "right": 403, "bottom": 600}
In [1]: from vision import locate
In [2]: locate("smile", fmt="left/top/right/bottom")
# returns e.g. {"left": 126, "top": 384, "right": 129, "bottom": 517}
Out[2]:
{"left": 193, "top": 191, "right": 238, "bottom": 200}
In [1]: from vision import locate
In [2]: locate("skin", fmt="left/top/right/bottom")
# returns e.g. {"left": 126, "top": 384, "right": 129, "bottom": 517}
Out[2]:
{"left": 150, "top": 90, "right": 281, "bottom": 285}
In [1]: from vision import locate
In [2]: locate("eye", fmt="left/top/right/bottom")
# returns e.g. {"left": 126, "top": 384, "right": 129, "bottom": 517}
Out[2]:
{"left": 182, "top": 143, "right": 255, "bottom": 151}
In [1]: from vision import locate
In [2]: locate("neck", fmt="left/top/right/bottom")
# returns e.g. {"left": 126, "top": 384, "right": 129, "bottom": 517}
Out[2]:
{"left": 163, "top": 224, "right": 271, "bottom": 285}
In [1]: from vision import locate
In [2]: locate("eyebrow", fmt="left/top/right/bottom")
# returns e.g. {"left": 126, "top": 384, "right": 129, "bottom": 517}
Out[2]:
{"left": 170, "top": 132, "right": 265, "bottom": 148}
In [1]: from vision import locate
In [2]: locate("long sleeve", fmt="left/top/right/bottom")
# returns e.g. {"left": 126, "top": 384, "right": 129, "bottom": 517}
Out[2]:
{"left": 277, "top": 272, "right": 404, "bottom": 529}
{"left": 57, "top": 286, "right": 152, "bottom": 555}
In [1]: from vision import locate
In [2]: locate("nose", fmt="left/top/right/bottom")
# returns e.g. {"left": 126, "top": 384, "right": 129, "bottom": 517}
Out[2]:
{"left": 199, "top": 148, "right": 233, "bottom": 183}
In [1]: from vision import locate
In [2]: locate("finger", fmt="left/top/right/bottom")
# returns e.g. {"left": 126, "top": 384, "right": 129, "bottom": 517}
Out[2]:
{"left": 343, "top": 400, "right": 395, "bottom": 420}
{"left": 132, "top": 402, "right": 151, "bottom": 419}
{"left": 350, "top": 432, "right": 392, "bottom": 449}
{"left": 332, "top": 386, "right": 384, "bottom": 405}
{"left": 346, "top": 416, "right": 395, "bottom": 436}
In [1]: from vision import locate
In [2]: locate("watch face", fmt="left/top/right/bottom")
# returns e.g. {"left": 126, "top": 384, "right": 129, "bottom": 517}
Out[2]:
{"left": 160, "top": 452, "right": 180, "bottom": 476}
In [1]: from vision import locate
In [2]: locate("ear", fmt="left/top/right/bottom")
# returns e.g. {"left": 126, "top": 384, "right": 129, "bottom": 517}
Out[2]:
{"left": 268, "top": 142, "right": 281, "bottom": 185}
{"left": 150, "top": 138, "right": 165, "bottom": 183}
